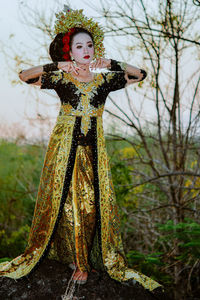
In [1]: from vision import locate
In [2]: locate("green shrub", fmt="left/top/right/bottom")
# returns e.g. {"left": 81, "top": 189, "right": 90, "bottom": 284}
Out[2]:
{"left": 0, "top": 139, "right": 46, "bottom": 258}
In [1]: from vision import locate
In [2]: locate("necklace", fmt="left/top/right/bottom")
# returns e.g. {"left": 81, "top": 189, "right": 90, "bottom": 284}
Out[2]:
{"left": 71, "top": 71, "right": 95, "bottom": 83}
{"left": 70, "top": 72, "right": 96, "bottom": 83}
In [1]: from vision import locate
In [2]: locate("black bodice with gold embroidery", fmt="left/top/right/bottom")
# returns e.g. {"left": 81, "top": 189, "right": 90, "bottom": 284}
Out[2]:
{"left": 41, "top": 67, "right": 128, "bottom": 106}
{"left": 0, "top": 60, "right": 162, "bottom": 293}
{"left": 41, "top": 64, "right": 128, "bottom": 144}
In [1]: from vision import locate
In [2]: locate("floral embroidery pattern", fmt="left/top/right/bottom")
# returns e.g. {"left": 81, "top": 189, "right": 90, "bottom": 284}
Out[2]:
{"left": 58, "top": 72, "right": 107, "bottom": 135}
{"left": 0, "top": 66, "right": 162, "bottom": 292}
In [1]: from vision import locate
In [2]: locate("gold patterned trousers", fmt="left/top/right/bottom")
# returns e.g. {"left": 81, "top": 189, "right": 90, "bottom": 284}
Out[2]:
{"left": 48, "top": 144, "right": 96, "bottom": 272}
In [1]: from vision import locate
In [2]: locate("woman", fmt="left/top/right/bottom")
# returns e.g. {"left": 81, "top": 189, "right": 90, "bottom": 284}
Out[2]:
{"left": 0, "top": 6, "right": 163, "bottom": 295}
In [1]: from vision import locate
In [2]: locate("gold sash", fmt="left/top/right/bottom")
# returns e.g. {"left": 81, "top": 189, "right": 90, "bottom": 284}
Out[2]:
{"left": 56, "top": 103, "right": 104, "bottom": 136}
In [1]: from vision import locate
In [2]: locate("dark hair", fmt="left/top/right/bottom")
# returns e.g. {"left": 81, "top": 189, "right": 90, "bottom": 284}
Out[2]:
{"left": 49, "top": 27, "right": 94, "bottom": 62}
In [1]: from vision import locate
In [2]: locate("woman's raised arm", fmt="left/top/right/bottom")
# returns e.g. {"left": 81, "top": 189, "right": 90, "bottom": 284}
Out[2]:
{"left": 107, "top": 59, "right": 147, "bottom": 84}
{"left": 90, "top": 58, "right": 147, "bottom": 86}
{"left": 18, "top": 62, "right": 59, "bottom": 86}
{"left": 19, "top": 65, "right": 43, "bottom": 86}
{"left": 124, "top": 63, "right": 147, "bottom": 83}
{"left": 19, "top": 61, "right": 86, "bottom": 87}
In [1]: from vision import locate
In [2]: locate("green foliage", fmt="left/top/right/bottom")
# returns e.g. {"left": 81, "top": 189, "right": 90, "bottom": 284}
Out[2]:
{"left": 0, "top": 257, "right": 12, "bottom": 263}
{"left": 127, "top": 250, "right": 164, "bottom": 266}
{"left": 126, "top": 217, "right": 200, "bottom": 286}
{"left": 106, "top": 139, "right": 137, "bottom": 230}
{"left": 0, "top": 138, "right": 46, "bottom": 258}
{"left": 1, "top": 137, "right": 199, "bottom": 295}
{"left": 156, "top": 218, "right": 200, "bottom": 262}
{"left": 0, "top": 225, "right": 30, "bottom": 257}
{"left": 110, "top": 159, "right": 132, "bottom": 201}
{"left": 127, "top": 250, "right": 172, "bottom": 284}
{"left": 106, "top": 135, "right": 200, "bottom": 291}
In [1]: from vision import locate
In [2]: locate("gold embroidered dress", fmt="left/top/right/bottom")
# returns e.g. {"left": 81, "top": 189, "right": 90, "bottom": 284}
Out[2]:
{"left": 0, "top": 62, "right": 162, "bottom": 292}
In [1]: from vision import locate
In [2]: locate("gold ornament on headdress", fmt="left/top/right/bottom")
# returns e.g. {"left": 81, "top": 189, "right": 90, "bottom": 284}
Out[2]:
{"left": 54, "top": 5, "right": 105, "bottom": 59}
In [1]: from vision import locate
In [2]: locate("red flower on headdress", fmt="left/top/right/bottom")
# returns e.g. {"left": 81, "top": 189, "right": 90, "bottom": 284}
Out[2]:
{"left": 62, "top": 35, "right": 70, "bottom": 44}
{"left": 62, "top": 28, "right": 76, "bottom": 61}
{"left": 63, "top": 44, "right": 70, "bottom": 52}
{"left": 63, "top": 53, "right": 70, "bottom": 60}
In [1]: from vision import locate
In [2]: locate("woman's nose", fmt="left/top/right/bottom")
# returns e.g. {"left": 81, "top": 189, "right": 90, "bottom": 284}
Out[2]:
{"left": 83, "top": 46, "right": 90, "bottom": 53}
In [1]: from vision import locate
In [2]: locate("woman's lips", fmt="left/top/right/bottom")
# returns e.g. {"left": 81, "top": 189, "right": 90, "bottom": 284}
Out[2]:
{"left": 83, "top": 55, "right": 90, "bottom": 59}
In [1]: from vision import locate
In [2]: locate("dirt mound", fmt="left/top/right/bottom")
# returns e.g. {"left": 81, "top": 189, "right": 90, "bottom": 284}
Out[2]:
{"left": 0, "top": 258, "right": 171, "bottom": 299}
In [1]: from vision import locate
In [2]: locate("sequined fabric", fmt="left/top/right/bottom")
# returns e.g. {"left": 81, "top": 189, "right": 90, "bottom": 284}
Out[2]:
{"left": 47, "top": 144, "right": 96, "bottom": 273}
{"left": 0, "top": 62, "right": 162, "bottom": 292}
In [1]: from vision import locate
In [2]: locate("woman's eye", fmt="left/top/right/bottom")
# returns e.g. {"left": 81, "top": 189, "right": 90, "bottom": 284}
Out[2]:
{"left": 76, "top": 44, "right": 93, "bottom": 49}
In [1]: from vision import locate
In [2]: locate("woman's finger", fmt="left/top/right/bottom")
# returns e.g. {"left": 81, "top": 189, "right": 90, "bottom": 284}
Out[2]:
{"left": 92, "top": 60, "right": 98, "bottom": 69}
{"left": 70, "top": 63, "right": 76, "bottom": 73}
{"left": 97, "top": 59, "right": 101, "bottom": 69}
{"left": 96, "top": 59, "right": 100, "bottom": 66}
{"left": 99, "top": 58, "right": 103, "bottom": 68}
{"left": 76, "top": 67, "right": 82, "bottom": 72}
{"left": 66, "top": 65, "right": 70, "bottom": 73}
{"left": 73, "top": 65, "right": 79, "bottom": 75}
{"left": 65, "top": 64, "right": 71, "bottom": 73}
{"left": 63, "top": 62, "right": 71, "bottom": 73}
{"left": 62, "top": 67, "right": 68, "bottom": 72}
{"left": 94, "top": 59, "right": 100, "bottom": 68}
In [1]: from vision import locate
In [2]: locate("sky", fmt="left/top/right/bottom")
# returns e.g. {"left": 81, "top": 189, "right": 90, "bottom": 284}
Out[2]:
{"left": 0, "top": 0, "right": 142, "bottom": 142}
{"left": 0, "top": 0, "right": 199, "bottom": 142}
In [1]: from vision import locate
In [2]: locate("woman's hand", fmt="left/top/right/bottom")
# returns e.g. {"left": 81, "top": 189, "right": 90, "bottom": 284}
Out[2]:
{"left": 58, "top": 61, "right": 85, "bottom": 75}
{"left": 89, "top": 58, "right": 111, "bottom": 70}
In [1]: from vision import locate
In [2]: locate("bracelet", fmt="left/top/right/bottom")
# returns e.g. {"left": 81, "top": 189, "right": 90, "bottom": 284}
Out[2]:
{"left": 25, "top": 77, "right": 40, "bottom": 84}
{"left": 140, "top": 69, "right": 147, "bottom": 80}
{"left": 43, "top": 62, "right": 59, "bottom": 72}
{"left": 19, "top": 70, "right": 40, "bottom": 84}
{"left": 110, "top": 59, "right": 127, "bottom": 71}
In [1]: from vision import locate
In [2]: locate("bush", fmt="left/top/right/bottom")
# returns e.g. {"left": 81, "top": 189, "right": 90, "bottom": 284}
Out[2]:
{"left": 0, "top": 139, "right": 46, "bottom": 258}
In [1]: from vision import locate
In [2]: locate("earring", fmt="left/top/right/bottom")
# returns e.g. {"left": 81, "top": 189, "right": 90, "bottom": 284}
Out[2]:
{"left": 71, "top": 55, "right": 77, "bottom": 67}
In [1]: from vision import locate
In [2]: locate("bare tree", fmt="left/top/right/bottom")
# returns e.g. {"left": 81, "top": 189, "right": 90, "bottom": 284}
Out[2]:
{"left": 84, "top": 0, "right": 200, "bottom": 298}
{"left": 2, "top": 0, "right": 200, "bottom": 297}
{"left": 1, "top": 0, "right": 66, "bottom": 142}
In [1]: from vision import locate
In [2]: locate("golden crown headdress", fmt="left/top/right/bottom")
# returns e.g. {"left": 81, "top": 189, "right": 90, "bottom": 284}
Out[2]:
{"left": 54, "top": 5, "right": 105, "bottom": 59}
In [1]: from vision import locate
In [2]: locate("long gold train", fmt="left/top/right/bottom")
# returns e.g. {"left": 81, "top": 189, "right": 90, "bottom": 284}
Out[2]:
{"left": 0, "top": 104, "right": 163, "bottom": 292}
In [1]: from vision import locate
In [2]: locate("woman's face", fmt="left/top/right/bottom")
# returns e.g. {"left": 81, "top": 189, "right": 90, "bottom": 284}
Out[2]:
{"left": 70, "top": 32, "right": 94, "bottom": 64}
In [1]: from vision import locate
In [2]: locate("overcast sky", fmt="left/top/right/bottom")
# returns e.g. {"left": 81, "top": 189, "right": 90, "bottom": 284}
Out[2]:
{"left": 0, "top": 0, "right": 141, "bottom": 141}
{"left": 0, "top": 0, "right": 199, "bottom": 142}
